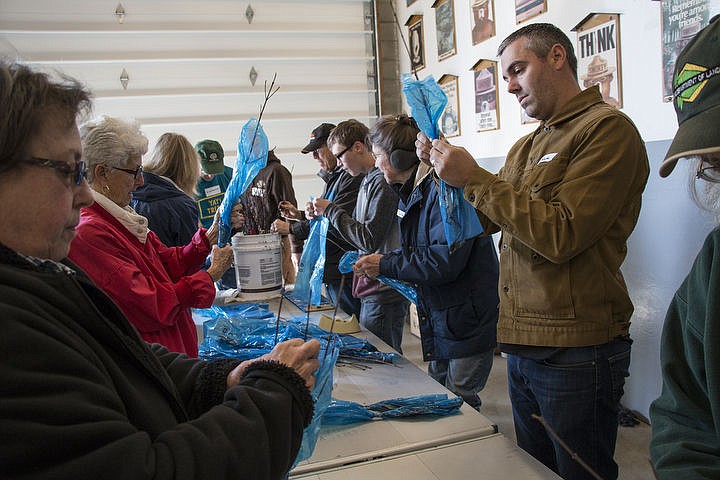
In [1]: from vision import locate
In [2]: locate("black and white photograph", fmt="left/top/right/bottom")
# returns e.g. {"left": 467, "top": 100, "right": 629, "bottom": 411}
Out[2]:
{"left": 407, "top": 16, "right": 425, "bottom": 72}
{"left": 433, "top": 0, "right": 457, "bottom": 61}
{"left": 439, "top": 74, "right": 461, "bottom": 137}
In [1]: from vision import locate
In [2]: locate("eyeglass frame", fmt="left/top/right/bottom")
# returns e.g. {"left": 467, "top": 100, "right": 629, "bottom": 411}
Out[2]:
{"left": 20, "top": 157, "right": 88, "bottom": 185}
{"left": 334, "top": 143, "right": 354, "bottom": 162}
{"left": 112, "top": 164, "right": 143, "bottom": 179}
{"left": 696, "top": 157, "right": 720, "bottom": 183}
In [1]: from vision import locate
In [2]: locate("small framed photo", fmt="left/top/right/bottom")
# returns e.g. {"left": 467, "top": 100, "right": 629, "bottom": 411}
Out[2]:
{"left": 515, "top": 0, "right": 547, "bottom": 24}
{"left": 406, "top": 15, "right": 425, "bottom": 73}
{"left": 471, "top": 59, "right": 500, "bottom": 132}
{"left": 573, "top": 13, "right": 623, "bottom": 109}
{"left": 433, "top": 0, "right": 457, "bottom": 61}
{"left": 471, "top": 0, "right": 496, "bottom": 45}
{"left": 438, "top": 74, "right": 461, "bottom": 137}
{"left": 407, "top": 0, "right": 418, "bottom": 5}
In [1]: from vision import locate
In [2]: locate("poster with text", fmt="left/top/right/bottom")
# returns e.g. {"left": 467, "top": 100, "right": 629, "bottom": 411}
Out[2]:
{"left": 472, "top": 60, "right": 499, "bottom": 132}
{"left": 575, "top": 13, "right": 623, "bottom": 109}
{"left": 439, "top": 75, "right": 461, "bottom": 137}
{"left": 434, "top": 0, "right": 457, "bottom": 61}
{"left": 471, "top": 0, "right": 496, "bottom": 45}
{"left": 515, "top": 0, "right": 546, "bottom": 24}
{"left": 661, "top": 0, "right": 720, "bottom": 101}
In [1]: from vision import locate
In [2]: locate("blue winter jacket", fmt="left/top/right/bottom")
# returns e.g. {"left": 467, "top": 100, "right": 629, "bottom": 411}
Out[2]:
{"left": 379, "top": 165, "right": 499, "bottom": 361}
{"left": 131, "top": 171, "right": 200, "bottom": 247}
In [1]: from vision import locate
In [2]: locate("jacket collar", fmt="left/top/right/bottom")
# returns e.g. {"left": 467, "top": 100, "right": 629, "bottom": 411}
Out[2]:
{"left": 541, "top": 85, "right": 604, "bottom": 128}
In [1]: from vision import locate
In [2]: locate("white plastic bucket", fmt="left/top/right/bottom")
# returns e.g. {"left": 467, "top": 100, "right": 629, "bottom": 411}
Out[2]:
{"left": 231, "top": 233, "right": 283, "bottom": 298}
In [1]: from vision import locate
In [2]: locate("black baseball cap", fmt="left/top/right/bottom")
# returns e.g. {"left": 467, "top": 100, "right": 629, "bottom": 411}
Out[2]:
{"left": 301, "top": 123, "right": 335, "bottom": 154}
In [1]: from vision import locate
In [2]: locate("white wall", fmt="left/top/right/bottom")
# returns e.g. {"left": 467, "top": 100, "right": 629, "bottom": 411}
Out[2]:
{"left": 391, "top": 0, "right": 714, "bottom": 419}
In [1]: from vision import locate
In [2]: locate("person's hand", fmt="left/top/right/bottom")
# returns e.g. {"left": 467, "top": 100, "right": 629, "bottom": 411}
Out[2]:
{"left": 305, "top": 200, "right": 317, "bottom": 219}
{"left": 292, "top": 252, "right": 302, "bottom": 270}
{"left": 273, "top": 219, "right": 291, "bottom": 235}
{"left": 206, "top": 244, "right": 234, "bottom": 281}
{"left": 429, "top": 139, "right": 480, "bottom": 188}
{"left": 415, "top": 132, "right": 433, "bottom": 166}
{"left": 230, "top": 202, "right": 244, "bottom": 230}
{"left": 312, "top": 198, "right": 331, "bottom": 217}
{"left": 353, "top": 253, "right": 383, "bottom": 279}
{"left": 205, "top": 212, "right": 220, "bottom": 246}
{"left": 227, "top": 338, "right": 321, "bottom": 390}
{"left": 278, "top": 200, "right": 301, "bottom": 220}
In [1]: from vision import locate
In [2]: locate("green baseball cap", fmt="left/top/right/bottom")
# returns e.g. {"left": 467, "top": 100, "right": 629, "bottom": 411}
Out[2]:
{"left": 660, "top": 15, "right": 720, "bottom": 177}
{"left": 195, "top": 139, "right": 225, "bottom": 175}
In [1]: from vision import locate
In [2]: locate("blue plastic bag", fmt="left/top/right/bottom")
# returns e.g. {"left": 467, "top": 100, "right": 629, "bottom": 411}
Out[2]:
{"left": 338, "top": 251, "right": 418, "bottom": 305}
{"left": 401, "top": 74, "right": 484, "bottom": 252}
{"left": 293, "top": 215, "right": 329, "bottom": 307}
{"left": 293, "top": 340, "right": 339, "bottom": 466}
{"left": 321, "top": 394, "right": 463, "bottom": 425}
{"left": 217, "top": 118, "right": 269, "bottom": 246}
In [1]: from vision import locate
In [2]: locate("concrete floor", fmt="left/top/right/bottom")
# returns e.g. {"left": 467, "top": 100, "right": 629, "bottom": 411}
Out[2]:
{"left": 400, "top": 327, "right": 654, "bottom": 480}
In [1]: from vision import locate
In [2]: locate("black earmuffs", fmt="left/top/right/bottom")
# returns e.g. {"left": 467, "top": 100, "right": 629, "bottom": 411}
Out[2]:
{"left": 388, "top": 148, "right": 419, "bottom": 171}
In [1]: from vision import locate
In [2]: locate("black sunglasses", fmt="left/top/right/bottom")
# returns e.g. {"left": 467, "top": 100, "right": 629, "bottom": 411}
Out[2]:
{"left": 21, "top": 157, "right": 88, "bottom": 185}
{"left": 112, "top": 164, "right": 143, "bottom": 179}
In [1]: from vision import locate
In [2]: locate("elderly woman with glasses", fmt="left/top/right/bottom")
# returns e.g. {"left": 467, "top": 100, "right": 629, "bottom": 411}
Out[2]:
{"left": 0, "top": 60, "right": 319, "bottom": 480}
{"left": 67, "top": 115, "right": 235, "bottom": 357}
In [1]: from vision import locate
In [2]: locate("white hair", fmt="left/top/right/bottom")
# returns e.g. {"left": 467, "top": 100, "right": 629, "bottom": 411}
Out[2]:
{"left": 80, "top": 115, "right": 148, "bottom": 182}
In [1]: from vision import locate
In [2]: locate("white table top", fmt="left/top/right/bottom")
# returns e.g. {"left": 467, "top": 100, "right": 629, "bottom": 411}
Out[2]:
{"left": 292, "top": 434, "right": 562, "bottom": 479}
{"left": 196, "top": 296, "right": 554, "bottom": 479}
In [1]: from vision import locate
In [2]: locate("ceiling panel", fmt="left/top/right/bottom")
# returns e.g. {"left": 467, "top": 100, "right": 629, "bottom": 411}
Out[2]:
{"left": 0, "top": 0, "right": 379, "bottom": 201}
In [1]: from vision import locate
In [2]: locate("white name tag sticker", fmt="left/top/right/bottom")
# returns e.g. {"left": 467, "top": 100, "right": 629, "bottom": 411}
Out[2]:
{"left": 397, "top": 209, "right": 406, "bottom": 218}
{"left": 537, "top": 153, "right": 558, "bottom": 164}
{"left": 205, "top": 185, "right": 221, "bottom": 196}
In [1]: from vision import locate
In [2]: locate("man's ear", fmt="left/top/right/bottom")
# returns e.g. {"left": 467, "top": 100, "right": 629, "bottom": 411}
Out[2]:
{"left": 549, "top": 44, "right": 567, "bottom": 71}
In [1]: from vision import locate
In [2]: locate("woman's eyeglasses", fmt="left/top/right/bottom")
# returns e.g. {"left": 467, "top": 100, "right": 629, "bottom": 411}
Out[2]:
{"left": 112, "top": 165, "right": 143, "bottom": 179}
{"left": 21, "top": 157, "right": 88, "bottom": 185}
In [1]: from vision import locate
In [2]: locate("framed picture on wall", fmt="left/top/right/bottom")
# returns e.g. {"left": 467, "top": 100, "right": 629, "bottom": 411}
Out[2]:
{"left": 661, "top": 0, "right": 720, "bottom": 101}
{"left": 471, "top": 59, "right": 500, "bottom": 132}
{"left": 521, "top": 109, "right": 539, "bottom": 125}
{"left": 438, "top": 74, "right": 461, "bottom": 137}
{"left": 407, "top": 0, "right": 418, "bottom": 6}
{"left": 405, "top": 15, "right": 425, "bottom": 73}
{"left": 515, "top": 0, "right": 546, "bottom": 24}
{"left": 573, "top": 13, "right": 623, "bottom": 109}
{"left": 471, "top": 0, "right": 496, "bottom": 45}
{"left": 433, "top": 0, "right": 457, "bottom": 61}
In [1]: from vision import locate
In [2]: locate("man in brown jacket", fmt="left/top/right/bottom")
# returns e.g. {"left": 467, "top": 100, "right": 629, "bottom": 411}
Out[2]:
{"left": 418, "top": 23, "right": 649, "bottom": 480}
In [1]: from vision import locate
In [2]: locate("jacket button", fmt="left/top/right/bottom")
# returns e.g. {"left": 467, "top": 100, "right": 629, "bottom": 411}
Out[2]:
{"left": 531, "top": 253, "right": 539, "bottom": 260}
{"left": 502, "top": 285, "right": 509, "bottom": 293}
{"left": 469, "top": 194, "right": 475, "bottom": 202}
{"left": 501, "top": 243, "right": 508, "bottom": 251}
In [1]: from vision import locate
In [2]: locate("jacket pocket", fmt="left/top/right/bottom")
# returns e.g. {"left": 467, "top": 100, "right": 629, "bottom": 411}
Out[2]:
{"left": 527, "top": 157, "right": 567, "bottom": 201}
{"left": 510, "top": 239, "right": 576, "bottom": 321}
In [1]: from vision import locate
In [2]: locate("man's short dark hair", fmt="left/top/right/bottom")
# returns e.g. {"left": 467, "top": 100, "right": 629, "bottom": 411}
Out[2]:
{"left": 497, "top": 23, "right": 578, "bottom": 80}
{"left": 327, "top": 119, "right": 369, "bottom": 151}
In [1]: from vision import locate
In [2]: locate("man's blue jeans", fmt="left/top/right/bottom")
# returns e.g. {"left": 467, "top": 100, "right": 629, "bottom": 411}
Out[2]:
{"left": 359, "top": 297, "right": 408, "bottom": 353}
{"left": 428, "top": 348, "right": 494, "bottom": 411}
{"left": 506, "top": 338, "right": 631, "bottom": 480}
